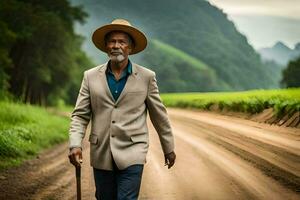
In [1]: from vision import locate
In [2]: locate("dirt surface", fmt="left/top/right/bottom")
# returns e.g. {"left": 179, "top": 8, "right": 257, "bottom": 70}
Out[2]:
{"left": 0, "top": 108, "right": 299, "bottom": 200}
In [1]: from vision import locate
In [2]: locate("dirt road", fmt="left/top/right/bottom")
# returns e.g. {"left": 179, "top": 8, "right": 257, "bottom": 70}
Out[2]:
{"left": 0, "top": 108, "right": 299, "bottom": 200}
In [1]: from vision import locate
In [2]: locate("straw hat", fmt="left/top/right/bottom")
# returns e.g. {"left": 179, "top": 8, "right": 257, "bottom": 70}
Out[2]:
{"left": 92, "top": 19, "right": 147, "bottom": 55}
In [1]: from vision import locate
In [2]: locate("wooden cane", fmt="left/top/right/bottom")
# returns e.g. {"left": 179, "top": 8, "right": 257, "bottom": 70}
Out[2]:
{"left": 75, "top": 165, "right": 81, "bottom": 200}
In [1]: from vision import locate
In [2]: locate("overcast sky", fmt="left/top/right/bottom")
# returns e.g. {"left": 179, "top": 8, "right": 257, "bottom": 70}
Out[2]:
{"left": 208, "top": 0, "right": 300, "bottom": 49}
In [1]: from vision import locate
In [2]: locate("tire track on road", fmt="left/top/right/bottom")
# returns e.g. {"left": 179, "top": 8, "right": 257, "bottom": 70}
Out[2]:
{"left": 170, "top": 115, "right": 300, "bottom": 192}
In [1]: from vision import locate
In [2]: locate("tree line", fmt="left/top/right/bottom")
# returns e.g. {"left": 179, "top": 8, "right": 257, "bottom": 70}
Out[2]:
{"left": 281, "top": 56, "right": 300, "bottom": 88}
{"left": 0, "top": 0, "right": 93, "bottom": 106}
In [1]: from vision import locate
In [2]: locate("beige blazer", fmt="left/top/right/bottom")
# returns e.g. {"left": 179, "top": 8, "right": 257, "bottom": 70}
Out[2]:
{"left": 69, "top": 62, "right": 174, "bottom": 170}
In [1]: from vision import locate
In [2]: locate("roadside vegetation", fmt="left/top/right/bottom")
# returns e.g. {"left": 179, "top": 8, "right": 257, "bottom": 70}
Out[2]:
{"left": 0, "top": 101, "right": 70, "bottom": 170}
{"left": 161, "top": 88, "right": 300, "bottom": 117}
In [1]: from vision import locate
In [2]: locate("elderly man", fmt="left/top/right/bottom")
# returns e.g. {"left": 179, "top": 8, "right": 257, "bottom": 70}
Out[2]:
{"left": 68, "top": 19, "right": 176, "bottom": 200}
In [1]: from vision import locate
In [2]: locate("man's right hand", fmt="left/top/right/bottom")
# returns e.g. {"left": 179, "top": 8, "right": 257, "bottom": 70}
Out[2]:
{"left": 68, "top": 147, "right": 83, "bottom": 167}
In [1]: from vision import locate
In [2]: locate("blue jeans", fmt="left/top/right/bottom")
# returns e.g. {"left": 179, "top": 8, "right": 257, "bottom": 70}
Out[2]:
{"left": 93, "top": 162, "right": 144, "bottom": 200}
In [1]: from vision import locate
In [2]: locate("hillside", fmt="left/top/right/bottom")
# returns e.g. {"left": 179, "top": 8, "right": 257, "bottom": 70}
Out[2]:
{"left": 71, "top": 0, "right": 280, "bottom": 91}
{"left": 142, "top": 40, "right": 229, "bottom": 92}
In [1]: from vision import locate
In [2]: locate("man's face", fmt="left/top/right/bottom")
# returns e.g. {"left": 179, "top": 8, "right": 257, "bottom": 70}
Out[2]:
{"left": 106, "top": 32, "right": 132, "bottom": 63}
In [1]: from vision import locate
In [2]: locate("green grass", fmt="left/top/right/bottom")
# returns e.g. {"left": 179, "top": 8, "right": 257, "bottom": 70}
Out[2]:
{"left": 161, "top": 88, "right": 300, "bottom": 116}
{"left": 0, "top": 101, "right": 70, "bottom": 170}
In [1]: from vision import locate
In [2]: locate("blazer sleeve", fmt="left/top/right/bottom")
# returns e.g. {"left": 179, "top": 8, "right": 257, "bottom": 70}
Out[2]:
{"left": 146, "top": 72, "right": 174, "bottom": 155}
{"left": 69, "top": 71, "right": 91, "bottom": 149}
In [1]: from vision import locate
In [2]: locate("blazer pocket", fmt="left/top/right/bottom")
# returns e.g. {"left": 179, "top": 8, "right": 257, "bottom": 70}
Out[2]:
{"left": 126, "top": 91, "right": 145, "bottom": 96}
{"left": 126, "top": 92, "right": 146, "bottom": 103}
{"left": 130, "top": 134, "right": 146, "bottom": 144}
{"left": 89, "top": 134, "right": 98, "bottom": 145}
{"left": 127, "top": 91, "right": 144, "bottom": 93}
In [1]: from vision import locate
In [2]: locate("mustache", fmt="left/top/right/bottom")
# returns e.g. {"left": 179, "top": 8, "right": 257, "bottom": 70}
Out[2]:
{"left": 110, "top": 49, "right": 123, "bottom": 54}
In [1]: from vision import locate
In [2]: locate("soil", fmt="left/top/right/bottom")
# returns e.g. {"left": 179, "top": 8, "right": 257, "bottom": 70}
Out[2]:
{"left": 0, "top": 108, "right": 299, "bottom": 200}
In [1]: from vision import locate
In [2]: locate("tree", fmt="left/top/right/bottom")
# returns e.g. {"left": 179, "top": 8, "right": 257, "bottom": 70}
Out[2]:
{"left": 0, "top": 21, "right": 16, "bottom": 99}
{"left": 0, "top": 0, "right": 91, "bottom": 105}
{"left": 281, "top": 57, "right": 300, "bottom": 88}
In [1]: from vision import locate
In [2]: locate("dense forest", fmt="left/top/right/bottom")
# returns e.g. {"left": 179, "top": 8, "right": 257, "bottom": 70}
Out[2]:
{"left": 0, "top": 0, "right": 93, "bottom": 105}
{"left": 71, "top": 0, "right": 282, "bottom": 92}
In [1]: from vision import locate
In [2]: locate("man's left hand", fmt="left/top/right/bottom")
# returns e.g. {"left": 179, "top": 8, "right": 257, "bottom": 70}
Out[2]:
{"left": 164, "top": 151, "right": 176, "bottom": 169}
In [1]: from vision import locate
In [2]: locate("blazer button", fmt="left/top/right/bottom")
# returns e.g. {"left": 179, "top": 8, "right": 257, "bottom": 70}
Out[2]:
{"left": 112, "top": 121, "right": 115, "bottom": 123}
{"left": 114, "top": 105, "right": 117, "bottom": 108}
{"left": 111, "top": 135, "right": 115, "bottom": 137}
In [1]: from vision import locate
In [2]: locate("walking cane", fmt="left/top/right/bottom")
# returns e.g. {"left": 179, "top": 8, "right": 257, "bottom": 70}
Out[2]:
{"left": 75, "top": 165, "right": 81, "bottom": 200}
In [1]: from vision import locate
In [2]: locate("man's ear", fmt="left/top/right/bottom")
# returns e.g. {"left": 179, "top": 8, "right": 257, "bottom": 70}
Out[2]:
{"left": 105, "top": 43, "right": 109, "bottom": 53}
{"left": 128, "top": 45, "right": 133, "bottom": 54}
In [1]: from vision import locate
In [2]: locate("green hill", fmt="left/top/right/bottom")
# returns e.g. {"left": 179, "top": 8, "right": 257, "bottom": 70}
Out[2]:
{"left": 71, "top": 0, "right": 280, "bottom": 91}
{"left": 143, "top": 39, "right": 229, "bottom": 92}
{"left": 151, "top": 40, "right": 209, "bottom": 71}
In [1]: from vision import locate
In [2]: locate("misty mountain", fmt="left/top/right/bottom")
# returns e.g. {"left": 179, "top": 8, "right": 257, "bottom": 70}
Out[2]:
{"left": 229, "top": 15, "right": 300, "bottom": 51}
{"left": 70, "top": 0, "right": 280, "bottom": 91}
{"left": 259, "top": 42, "right": 300, "bottom": 66}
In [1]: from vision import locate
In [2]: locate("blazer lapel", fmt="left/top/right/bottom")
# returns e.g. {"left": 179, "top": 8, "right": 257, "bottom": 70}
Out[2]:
{"left": 115, "top": 63, "right": 138, "bottom": 105}
{"left": 97, "top": 62, "right": 115, "bottom": 103}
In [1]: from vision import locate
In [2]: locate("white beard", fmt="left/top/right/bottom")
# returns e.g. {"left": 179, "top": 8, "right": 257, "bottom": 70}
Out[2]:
{"left": 110, "top": 54, "right": 125, "bottom": 63}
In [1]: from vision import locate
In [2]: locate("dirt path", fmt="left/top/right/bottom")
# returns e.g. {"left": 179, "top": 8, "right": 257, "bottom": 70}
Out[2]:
{"left": 0, "top": 108, "right": 299, "bottom": 199}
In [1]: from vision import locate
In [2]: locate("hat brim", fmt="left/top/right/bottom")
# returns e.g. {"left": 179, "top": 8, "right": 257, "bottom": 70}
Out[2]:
{"left": 92, "top": 24, "right": 147, "bottom": 55}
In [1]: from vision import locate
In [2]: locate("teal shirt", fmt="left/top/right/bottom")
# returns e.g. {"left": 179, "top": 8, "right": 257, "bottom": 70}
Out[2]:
{"left": 106, "top": 60, "right": 132, "bottom": 101}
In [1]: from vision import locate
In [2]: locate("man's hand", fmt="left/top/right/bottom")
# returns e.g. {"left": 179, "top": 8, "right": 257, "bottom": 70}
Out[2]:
{"left": 164, "top": 151, "right": 176, "bottom": 169}
{"left": 68, "top": 147, "right": 83, "bottom": 167}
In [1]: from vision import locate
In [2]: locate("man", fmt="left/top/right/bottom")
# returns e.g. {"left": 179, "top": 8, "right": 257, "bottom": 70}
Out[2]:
{"left": 68, "top": 19, "right": 176, "bottom": 200}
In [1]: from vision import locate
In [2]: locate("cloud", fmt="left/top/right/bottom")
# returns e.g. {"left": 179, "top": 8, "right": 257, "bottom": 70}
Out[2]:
{"left": 208, "top": 0, "right": 300, "bottom": 19}
{"left": 207, "top": 0, "right": 300, "bottom": 49}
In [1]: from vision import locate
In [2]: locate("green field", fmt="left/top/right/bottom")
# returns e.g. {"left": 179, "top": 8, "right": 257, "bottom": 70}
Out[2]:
{"left": 161, "top": 88, "right": 300, "bottom": 116}
{"left": 0, "top": 101, "right": 70, "bottom": 170}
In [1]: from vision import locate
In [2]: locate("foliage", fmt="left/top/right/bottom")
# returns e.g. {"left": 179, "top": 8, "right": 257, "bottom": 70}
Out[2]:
{"left": 161, "top": 88, "right": 300, "bottom": 116}
{"left": 0, "top": 21, "right": 16, "bottom": 100}
{"left": 142, "top": 40, "right": 230, "bottom": 92}
{"left": 281, "top": 56, "right": 300, "bottom": 88}
{"left": 0, "top": 0, "right": 93, "bottom": 105}
{"left": 0, "top": 101, "right": 70, "bottom": 169}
